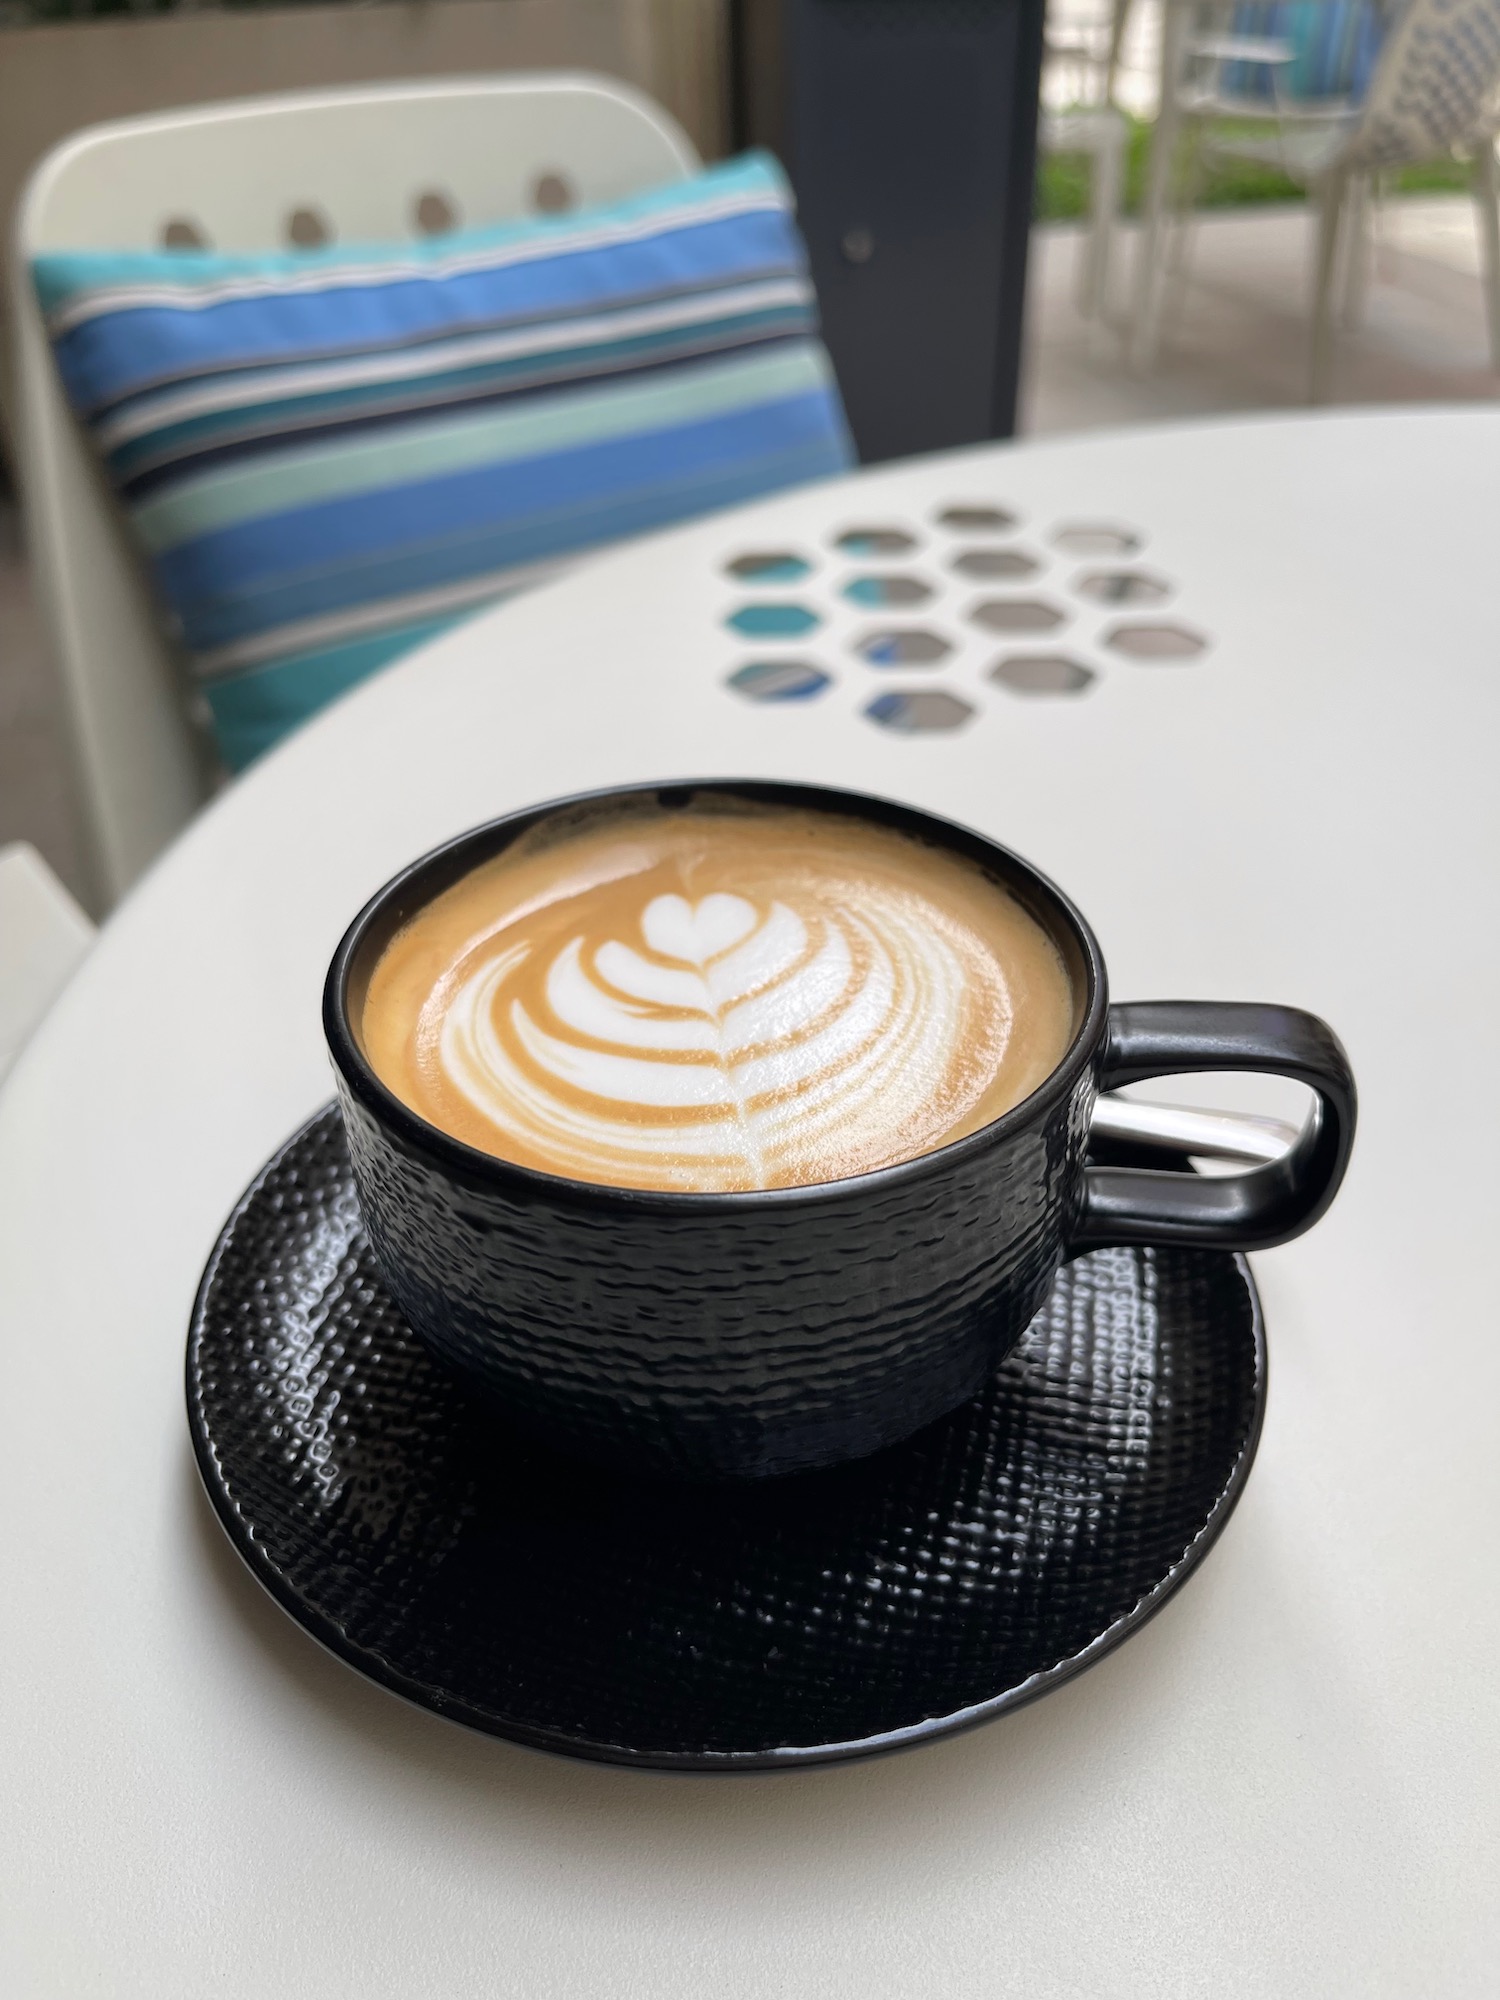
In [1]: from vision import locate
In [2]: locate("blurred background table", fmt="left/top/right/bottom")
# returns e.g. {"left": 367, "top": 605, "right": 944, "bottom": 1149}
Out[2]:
{"left": 1, "top": 409, "right": 1496, "bottom": 1996}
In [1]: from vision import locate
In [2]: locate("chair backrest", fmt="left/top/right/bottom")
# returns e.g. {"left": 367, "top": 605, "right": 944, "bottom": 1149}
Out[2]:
{"left": 10, "top": 74, "right": 699, "bottom": 911}
{"left": 1345, "top": 0, "right": 1500, "bottom": 167}
{"left": 1217, "top": 0, "right": 1380, "bottom": 105}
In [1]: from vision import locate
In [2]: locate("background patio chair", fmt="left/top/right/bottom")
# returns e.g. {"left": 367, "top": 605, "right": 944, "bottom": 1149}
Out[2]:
{"left": 0, "top": 841, "right": 94, "bottom": 1083}
{"left": 1040, "top": 0, "right": 1130, "bottom": 328}
{"left": 1136, "top": 0, "right": 1500, "bottom": 395}
{"left": 10, "top": 75, "right": 701, "bottom": 912}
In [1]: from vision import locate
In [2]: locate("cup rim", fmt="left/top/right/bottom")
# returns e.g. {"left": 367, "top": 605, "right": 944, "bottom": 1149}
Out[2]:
{"left": 323, "top": 778, "right": 1109, "bottom": 1210}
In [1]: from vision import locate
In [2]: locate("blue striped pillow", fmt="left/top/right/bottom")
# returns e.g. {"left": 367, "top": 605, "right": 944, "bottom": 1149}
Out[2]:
{"left": 34, "top": 152, "right": 853, "bottom": 771}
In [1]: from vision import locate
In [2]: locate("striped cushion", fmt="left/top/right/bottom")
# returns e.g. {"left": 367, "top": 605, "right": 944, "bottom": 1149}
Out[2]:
{"left": 34, "top": 152, "right": 853, "bottom": 771}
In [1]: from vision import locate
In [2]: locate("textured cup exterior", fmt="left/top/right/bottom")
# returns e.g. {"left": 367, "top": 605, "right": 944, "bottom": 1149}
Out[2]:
{"left": 334, "top": 1067, "right": 1099, "bottom": 1480}
{"left": 325, "top": 779, "right": 1107, "bottom": 1482}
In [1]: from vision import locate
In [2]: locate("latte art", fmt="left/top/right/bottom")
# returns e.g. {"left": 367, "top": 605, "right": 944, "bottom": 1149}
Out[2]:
{"left": 362, "top": 802, "right": 1078, "bottom": 1191}
{"left": 440, "top": 883, "right": 982, "bottom": 1188}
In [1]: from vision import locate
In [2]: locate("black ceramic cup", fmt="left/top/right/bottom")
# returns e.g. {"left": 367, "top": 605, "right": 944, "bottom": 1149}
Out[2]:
{"left": 325, "top": 780, "right": 1355, "bottom": 1481}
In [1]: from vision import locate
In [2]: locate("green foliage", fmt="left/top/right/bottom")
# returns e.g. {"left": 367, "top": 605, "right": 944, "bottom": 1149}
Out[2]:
{"left": 1391, "top": 155, "right": 1477, "bottom": 195}
{"left": 1036, "top": 113, "right": 1471, "bottom": 220}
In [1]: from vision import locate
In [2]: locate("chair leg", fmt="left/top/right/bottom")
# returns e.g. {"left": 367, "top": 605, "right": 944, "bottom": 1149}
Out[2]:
{"left": 1471, "top": 142, "right": 1500, "bottom": 370}
{"left": 1165, "top": 118, "right": 1206, "bottom": 289}
{"left": 1105, "top": 0, "right": 1134, "bottom": 107}
{"left": 1130, "top": 0, "right": 1189, "bottom": 370}
{"left": 1080, "top": 125, "right": 1124, "bottom": 324}
{"left": 1369, "top": 169, "right": 1392, "bottom": 283}
{"left": 1310, "top": 169, "right": 1348, "bottom": 404}
{"left": 1076, "top": 139, "right": 1102, "bottom": 319}
{"left": 1341, "top": 173, "right": 1370, "bottom": 330}
{"left": 1084, "top": 122, "right": 1126, "bottom": 351}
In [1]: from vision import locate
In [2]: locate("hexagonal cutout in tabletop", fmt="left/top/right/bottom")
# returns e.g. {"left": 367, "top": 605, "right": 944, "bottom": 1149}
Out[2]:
{"left": 969, "top": 598, "right": 1068, "bottom": 635}
{"left": 936, "top": 505, "right": 1017, "bottom": 535}
{"left": 724, "top": 552, "right": 813, "bottom": 585}
{"left": 865, "top": 690, "right": 975, "bottom": 733}
{"left": 855, "top": 628, "right": 952, "bottom": 667}
{"left": 1105, "top": 622, "right": 1207, "bottom": 661}
{"left": 726, "top": 603, "right": 821, "bottom": 640}
{"left": 725, "top": 661, "right": 831, "bottom": 703}
{"left": 1074, "top": 569, "right": 1172, "bottom": 607}
{"left": 988, "top": 654, "right": 1096, "bottom": 696}
{"left": 842, "top": 575, "right": 934, "bottom": 609}
{"left": 833, "top": 527, "right": 920, "bottom": 558}
{"left": 951, "top": 548, "right": 1040, "bottom": 581}
{"left": 1052, "top": 523, "right": 1143, "bottom": 558}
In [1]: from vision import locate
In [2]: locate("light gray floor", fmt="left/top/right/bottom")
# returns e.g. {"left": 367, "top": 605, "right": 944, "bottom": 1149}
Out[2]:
{"left": 1021, "top": 196, "right": 1500, "bottom": 431}
{"left": 3, "top": 195, "right": 1498, "bottom": 910}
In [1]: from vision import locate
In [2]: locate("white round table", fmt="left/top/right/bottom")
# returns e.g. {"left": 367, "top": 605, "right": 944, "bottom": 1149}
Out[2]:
{"left": 3, "top": 410, "right": 1495, "bottom": 1996}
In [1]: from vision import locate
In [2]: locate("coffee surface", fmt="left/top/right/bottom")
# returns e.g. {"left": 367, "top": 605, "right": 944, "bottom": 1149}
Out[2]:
{"left": 360, "top": 799, "right": 1079, "bottom": 1191}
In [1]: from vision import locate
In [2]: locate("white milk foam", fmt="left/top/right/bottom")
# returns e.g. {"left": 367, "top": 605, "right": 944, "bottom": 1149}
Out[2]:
{"left": 363, "top": 803, "right": 1077, "bottom": 1192}
{"left": 438, "top": 885, "right": 979, "bottom": 1189}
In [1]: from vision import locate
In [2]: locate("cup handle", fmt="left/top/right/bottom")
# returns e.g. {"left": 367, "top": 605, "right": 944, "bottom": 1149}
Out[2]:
{"left": 1073, "top": 1002, "right": 1357, "bottom": 1252}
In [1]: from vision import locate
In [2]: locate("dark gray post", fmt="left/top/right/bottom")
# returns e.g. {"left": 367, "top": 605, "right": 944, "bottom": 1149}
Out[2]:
{"left": 731, "top": 0, "right": 1048, "bottom": 463}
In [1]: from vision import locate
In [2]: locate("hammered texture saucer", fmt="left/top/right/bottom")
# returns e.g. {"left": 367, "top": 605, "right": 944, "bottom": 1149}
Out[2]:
{"left": 187, "top": 1107, "right": 1265, "bottom": 1770}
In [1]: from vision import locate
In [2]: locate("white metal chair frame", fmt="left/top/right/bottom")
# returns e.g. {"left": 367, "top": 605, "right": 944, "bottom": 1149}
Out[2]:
{"left": 1040, "top": 4, "right": 1131, "bottom": 329}
{"left": 10, "top": 74, "right": 700, "bottom": 911}
{"left": 1131, "top": 0, "right": 1500, "bottom": 395}
{"left": 1157, "top": 6, "right": 1367, "bottom": 354}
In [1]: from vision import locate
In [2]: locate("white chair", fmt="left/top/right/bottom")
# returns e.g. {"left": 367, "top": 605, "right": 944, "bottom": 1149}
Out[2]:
{"left": 1132, "top": 0, "right": 1500, "bottom": 396}
{"left": 0, "top": 841, "right": 94, "bottom": 1083}
{"left": 10, "top": 75, "right": 700, "bottom": 913}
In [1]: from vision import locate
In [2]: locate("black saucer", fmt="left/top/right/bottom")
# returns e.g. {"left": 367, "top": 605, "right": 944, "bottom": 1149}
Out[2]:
{"left": 187, "top": 1107, "right": 1265, "bottom": 1770}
